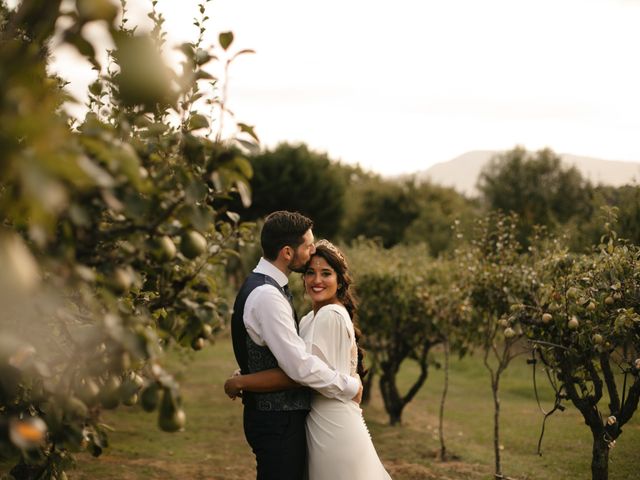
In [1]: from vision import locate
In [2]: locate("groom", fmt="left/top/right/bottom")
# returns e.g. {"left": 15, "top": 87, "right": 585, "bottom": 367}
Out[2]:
{"left": 230, "top": 211, "right": 362, "bottom": 480}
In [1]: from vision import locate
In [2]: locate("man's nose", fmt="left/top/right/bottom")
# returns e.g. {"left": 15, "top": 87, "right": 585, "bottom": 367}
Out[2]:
{"left": 310, "top": 244, "right": 316, "bottom": 254}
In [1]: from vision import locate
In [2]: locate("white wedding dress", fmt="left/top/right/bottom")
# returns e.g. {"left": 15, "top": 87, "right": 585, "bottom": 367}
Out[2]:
{"left": 299, "top": 304, "right": 392, "bottom": 479}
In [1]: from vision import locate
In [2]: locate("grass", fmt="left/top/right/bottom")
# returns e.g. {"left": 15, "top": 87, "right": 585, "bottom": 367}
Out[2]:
{"left": 3, "top": 339, "right": 638, "bottom": 479}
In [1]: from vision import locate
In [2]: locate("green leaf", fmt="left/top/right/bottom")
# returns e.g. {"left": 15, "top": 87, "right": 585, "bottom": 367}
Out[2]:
{"left": 195, "top": 48, "right": 213, "bottom": 66}
{"left": 115, "top": 143, "right": 144, "bottom": 189}
{"left": 237, "top": 123, "right": 259, "bottom": 142}
{"left": 185, "top": 179, "right": 208, "bottom": 204}
{"left": 219, "top": 31, "right": 234, "bottom": 50}
{"left": 187, "top": 114, "right": 209, "bottom": 131}
{"left": 236, "top": 180, "right": 252, "bottom": 208}
{"left": 195, "top": 70, "right": 216, "bottom": 81}
{"left": 232, "top": 155, "right": 253, "bottom": 180}
{"left": 235, "top": 138, "right": 259, "bottom": 154}
{"left": 178, "top": 42, "right": 195, "bottom": 58}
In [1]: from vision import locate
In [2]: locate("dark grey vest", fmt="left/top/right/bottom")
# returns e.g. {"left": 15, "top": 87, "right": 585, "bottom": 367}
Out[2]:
{"left": 231, "top": 272, "right": 311, "bottom": 411}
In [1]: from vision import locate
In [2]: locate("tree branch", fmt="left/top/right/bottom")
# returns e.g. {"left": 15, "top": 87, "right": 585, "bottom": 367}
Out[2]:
{"left": 599, "top": 353, "right": 620, "bottom": 414}
{"left": 585, "top": 357, "right": 603, "bottom": 405}
{"left": 618, "top": 377, "right": 640, "bottom": 426}
{"left": 401, "top": 340, "right": 432, "bottom": 406}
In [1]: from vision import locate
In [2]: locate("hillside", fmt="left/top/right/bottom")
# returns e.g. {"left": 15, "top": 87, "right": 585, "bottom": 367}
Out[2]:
{"left": 418, "top": 151, "right": 640, "bottom": 196}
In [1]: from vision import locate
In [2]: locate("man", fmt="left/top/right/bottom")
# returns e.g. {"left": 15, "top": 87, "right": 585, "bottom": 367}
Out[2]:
{"left": 229, "top": 211, "right": 362, "bottom": 480}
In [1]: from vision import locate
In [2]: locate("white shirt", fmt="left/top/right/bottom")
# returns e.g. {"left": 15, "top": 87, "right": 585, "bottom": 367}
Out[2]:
{"left": 243, "top": 258, "right": 360, "bottom": 402}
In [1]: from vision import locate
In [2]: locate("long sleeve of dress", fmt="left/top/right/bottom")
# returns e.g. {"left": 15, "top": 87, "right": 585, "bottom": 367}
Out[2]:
{"left": 309, "top": 307, "right": 353, "bottom": 376}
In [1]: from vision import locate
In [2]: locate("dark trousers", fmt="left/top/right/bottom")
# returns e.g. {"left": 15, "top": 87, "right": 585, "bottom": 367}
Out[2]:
{"left": 243, "top": 408, "right": 308, "bottom": 480}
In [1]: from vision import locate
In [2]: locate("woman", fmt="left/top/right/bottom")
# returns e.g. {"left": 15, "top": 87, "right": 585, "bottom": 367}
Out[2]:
{"left": 225, "top": 240, "right": 391, "bottom": 479}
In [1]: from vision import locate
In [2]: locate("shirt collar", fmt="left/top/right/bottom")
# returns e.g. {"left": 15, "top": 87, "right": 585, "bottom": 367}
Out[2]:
{"left": 253, "top": 257, "right": 289, "bottom": 287}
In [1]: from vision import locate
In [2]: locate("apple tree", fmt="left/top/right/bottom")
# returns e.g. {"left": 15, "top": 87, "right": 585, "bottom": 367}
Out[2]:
{"left": 513, "top": 210, "right": 640, "bottom": 480}
{"left": 348, "top": 241, "right": 443, "bottom": 425}
{"left": 0, "top": 0, "right": 255, "bottom": 478}
{"left": 456, "top": 212, "right": 537, "bottom": 478}
{"left": 418, "top": 258, "right": 473, "bottom": 461}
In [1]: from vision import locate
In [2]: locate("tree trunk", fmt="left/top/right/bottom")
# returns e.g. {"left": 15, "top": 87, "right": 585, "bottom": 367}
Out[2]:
{"left": 361, "top": 369, "right": 375, "bottom": 405}
{"left": 491, "top": 377, "right": 502, "bottom": 478}
{"left": 379, "top": 366, "right": 403, "bottom": 426}
{"left": 591, "top": 427, "right": 609, "bottom": 480}
{"left": 438, "top": 339, "right": 450, "bottom": 461}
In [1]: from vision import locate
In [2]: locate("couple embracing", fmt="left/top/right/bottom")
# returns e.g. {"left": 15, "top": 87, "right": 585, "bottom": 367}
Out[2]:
{"left": 225, "top": 211, "right": 391, "bottom": 479}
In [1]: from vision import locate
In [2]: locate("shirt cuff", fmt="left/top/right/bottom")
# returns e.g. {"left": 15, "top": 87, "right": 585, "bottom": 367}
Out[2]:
{"left": 339, "top": 375, "right": 361, "bottom": 402}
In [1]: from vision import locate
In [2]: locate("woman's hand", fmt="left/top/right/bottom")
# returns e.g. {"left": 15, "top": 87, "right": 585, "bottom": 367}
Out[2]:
{"left": 224, "top": 377, "right": 242, "bottom": 399}
{"left": 224, "top": 370, "right": 243, "bottom": 399}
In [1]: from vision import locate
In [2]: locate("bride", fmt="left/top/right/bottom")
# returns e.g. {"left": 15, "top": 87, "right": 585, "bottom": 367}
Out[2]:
{"left": 225, "top": 240, "right": 391, "bottom": 479}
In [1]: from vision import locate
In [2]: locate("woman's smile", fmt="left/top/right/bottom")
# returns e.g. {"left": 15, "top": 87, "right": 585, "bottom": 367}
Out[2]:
{"left": 304, "top": 256, "right": 339, "bottom": 310}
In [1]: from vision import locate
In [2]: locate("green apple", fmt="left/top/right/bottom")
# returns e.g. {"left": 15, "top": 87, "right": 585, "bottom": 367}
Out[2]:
{"left": 180, "top": 230, "right": 207, "bottom": 259}
{"left": 151, "top": 235, "right": 176, "bottom": 262}
{"left": 568, "top": 316, "right": 579, "bottom": 330}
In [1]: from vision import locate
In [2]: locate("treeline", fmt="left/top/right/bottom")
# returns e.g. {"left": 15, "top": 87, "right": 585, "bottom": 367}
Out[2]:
{"left": 233, "top": 143, "right": 640, "bottom": 253}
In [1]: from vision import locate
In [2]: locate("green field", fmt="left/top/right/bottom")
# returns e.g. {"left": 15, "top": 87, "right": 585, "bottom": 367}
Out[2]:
{"left": 5, "top": 338, "right": 638, "bottom": 480}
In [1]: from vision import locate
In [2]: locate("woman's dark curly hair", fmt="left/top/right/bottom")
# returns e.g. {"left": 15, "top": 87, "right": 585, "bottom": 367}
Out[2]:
{"left": 307, "top": 240, "right": 368, "bottom": 378}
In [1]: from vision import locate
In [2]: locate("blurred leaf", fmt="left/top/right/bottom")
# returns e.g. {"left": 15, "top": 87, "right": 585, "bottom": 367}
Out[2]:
{"left": 237, "top": 123, "right": 259, "bottom": 142}
{"left": 219, "top": 31, "right": 234, "bottom": 50}
{"left": 187, "top": 113, "right": 209, "bottom": 131}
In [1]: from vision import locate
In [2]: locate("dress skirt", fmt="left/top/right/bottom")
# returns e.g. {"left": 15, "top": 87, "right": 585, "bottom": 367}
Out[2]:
{"left": 306, "top": 395, "right": 391, "bottom": 479}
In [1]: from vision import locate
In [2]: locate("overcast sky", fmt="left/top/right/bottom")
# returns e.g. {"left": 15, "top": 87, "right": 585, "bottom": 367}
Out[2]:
{"left": 48, "top": 0, "right": 640, "bottom": 175}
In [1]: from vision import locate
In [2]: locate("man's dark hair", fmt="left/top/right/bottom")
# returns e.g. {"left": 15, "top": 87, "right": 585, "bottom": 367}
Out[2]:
{"left": 261, "top": 211, "right": 313, "bottom": 261}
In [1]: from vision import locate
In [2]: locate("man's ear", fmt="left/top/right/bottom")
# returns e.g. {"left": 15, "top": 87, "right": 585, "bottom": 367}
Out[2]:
{"left": 280, "top": 245, "right": 293, "bottom": 262}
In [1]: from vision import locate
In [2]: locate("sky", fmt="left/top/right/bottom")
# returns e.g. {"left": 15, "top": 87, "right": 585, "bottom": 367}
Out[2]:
{"left": 46, "top": 0, "right": 640, "bottom": 176}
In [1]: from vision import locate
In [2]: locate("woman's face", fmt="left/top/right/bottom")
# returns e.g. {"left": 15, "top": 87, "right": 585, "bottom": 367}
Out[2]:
{"left": 304, "top": 255, "right": 339, "bottom": 309}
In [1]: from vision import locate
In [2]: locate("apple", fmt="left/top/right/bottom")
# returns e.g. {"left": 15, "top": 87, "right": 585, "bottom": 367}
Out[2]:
{"left": 568, "top": 317, "right": 579, "bottom": 330}
{"left": 99, "top": 376, "right": 122, "bottom": 410}
{"left": 151, "top": 235, "right": 176, "bottom": 261}
{"left": 111, "top": 267, "right": 133, "bottom": 294}
{"left": 541, "top": 313, "right": 553, "bottom": 324}
{"left": 140, "top": 383, "right": 160, "bottom": 412}
{"left": 201, "top": 324, "right": 213, "bottom": 338}
{"left": 192, "top": 337, "right": 205, "bottom": 351}
{"left": 180, "top": 230, "right": 207, "bottom": 259}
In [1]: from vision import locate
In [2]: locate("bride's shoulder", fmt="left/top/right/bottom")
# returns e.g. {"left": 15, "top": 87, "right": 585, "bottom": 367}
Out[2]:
{"left": 299, "top": 310, "right": 314, "bottom": 328}
{"left": 300, "top": 310, "right": 314, "bottom": 322}
{"left": 315, "top": 304, "right": 351, "bottom": 325}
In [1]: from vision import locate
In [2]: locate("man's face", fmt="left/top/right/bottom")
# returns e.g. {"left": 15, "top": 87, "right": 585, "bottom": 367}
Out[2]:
{"left": 288, "top": 229, "right": 316, "bottom": 273}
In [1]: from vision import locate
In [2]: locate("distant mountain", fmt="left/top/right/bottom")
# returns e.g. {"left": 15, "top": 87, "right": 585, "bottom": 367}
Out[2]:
{"left": 417, "top": 151, "right": 640, "bottom": 197}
